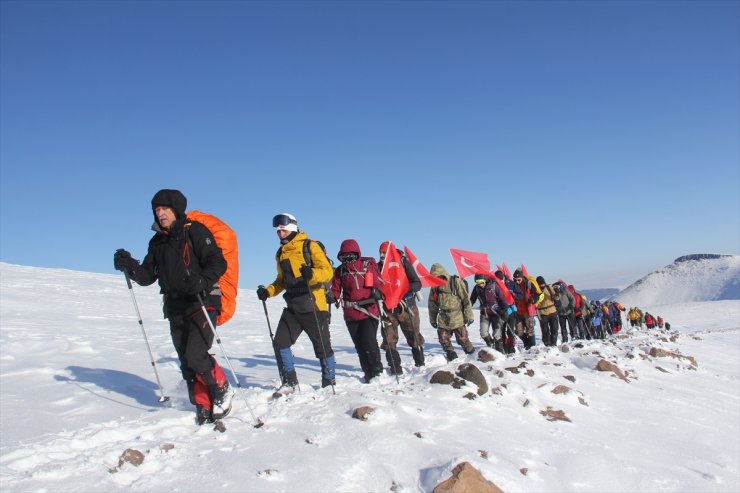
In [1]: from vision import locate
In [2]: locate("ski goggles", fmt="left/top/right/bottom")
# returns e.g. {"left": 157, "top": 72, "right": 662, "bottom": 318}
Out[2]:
{"left": 338, "top": 253, "right": 359, "bottom": 263}
{"left": 272, "top": 214, "right": 297, "bottom": 228}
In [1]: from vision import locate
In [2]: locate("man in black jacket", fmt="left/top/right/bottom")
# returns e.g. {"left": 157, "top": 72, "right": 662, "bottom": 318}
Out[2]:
{"left": 377, "top": 242, "right": 424, "bottom": 372}
{"left": 114, "top": 189, "right": 232, "bottom": 425}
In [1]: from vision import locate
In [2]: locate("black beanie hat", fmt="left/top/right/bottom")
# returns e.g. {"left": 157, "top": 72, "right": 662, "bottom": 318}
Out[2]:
{"left": 536, "top": 276, "right": 546, "bottom": 286}
{"left": 513, "top": 269, "right": 523, "bottom": 279}
{"left": 494, "top": 270, "right": 504, "bottom": 280}
{"left": 151, "top": 189, "right": 187, "bottom": 220}
{"left": 474, "top": 273, "right": 487, "bottom": 282}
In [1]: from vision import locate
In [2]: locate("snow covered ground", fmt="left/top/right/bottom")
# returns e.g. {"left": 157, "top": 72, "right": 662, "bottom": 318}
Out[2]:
{"left": 1, "top": 262, "right": 739, "bottom": 492}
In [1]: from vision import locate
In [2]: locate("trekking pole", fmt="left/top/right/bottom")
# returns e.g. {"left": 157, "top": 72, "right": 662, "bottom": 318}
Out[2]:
{"left": 122, "top": 271, "right": 170, "bottom": 403}
{"left": 305, "top": 284, "right": 336, "bottom": 395}
{"left": 259, "top": 290, "right": 285, "bottom": 382}
{"left": 196, "top": 293, "right": 264, "bottom": 428}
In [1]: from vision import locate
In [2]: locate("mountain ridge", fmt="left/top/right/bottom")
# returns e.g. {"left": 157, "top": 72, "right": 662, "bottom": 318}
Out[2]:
{"left": 613, "top": 253, "right": 740, "bottom": 307}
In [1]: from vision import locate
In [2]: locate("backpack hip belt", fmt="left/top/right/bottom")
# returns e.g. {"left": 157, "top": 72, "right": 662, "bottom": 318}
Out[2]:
{"left": 342, "top": 299, "right": 379, "bottom": 320}
{"left": 342, "top": 298, "right": 376, "bottom": 308}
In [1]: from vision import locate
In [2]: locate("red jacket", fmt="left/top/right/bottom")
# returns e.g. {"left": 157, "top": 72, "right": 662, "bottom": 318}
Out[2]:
{"left": 514, "top": 279, "right": 536, "bottom": 315}
{"left": 331, "top": 239, "right": 381, "bottom": 322}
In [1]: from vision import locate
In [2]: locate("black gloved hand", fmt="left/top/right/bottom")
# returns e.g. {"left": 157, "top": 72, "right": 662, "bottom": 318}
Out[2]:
{"left": 528, "top": 295, "right": 536, "bottom": 305}
{"left": 431, "top": 322, "right": 437, "bottom": 329}
{"left": 465, "top": 319, "right": 474, "bottom": 326}
{"left": 257, "top": 285, "right": 269, "bottom": 301}
{"left": 114, "top": 249, "right": 140, "bottom": 274}
{"left": 300, "top": 265, "right": 313, "bottom": 281}
{"left": 372, "top": 288, "right": 384, "bottom": 301}
{"left": 182, "top": 274, "right": 206, "bottom": 295}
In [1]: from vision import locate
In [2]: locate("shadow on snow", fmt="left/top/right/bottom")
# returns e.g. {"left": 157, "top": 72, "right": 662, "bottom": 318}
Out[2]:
{"left": 56, "top": 366, "right": 163, "bottom": 408}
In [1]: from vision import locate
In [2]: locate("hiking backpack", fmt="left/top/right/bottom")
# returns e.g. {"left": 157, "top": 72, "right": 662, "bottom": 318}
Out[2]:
{"left": 185, "top": 210, "right": 239, "bottom": 326}
{"left": 448, "top": 275, "right": 469, "bottom": 297}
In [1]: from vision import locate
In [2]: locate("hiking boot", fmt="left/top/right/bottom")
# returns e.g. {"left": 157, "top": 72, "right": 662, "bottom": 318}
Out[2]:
{"left": 195, "top": 405, "right": 214, "bottom": 425}
{"left": 411, "top": 346, "right": 425, "bottom": 367}
{"left": 494, "top": 339, "right": 504, "bottom": 353}
{"left": 483, "top": 336, "right": 495, "bottom": 348}
{"left": 273, "top": 382, "right": 297, "bottom": 398}
{"left": 272, "top": 370, "right": 298, "bottom": 398}
{"left": 463, "top": 344, "right": 474, "bottom": 355}
{"left": 388, "top": 364, "right": 404, "bottom": 376}
{"left": 445, "top": 350, "right": 458, "bottom": 362}
{"left": 320, "top": 355, "right": 336, "bottom": 387}
{"left": 211, "top": 382, "right": 234, "bottom": 420}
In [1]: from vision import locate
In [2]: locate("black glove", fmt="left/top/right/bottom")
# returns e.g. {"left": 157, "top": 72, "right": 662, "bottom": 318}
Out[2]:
{"left": 372, "top": 288, "right": 383, "bottom": 300}
{"left": 182, "top": 274, "right": 206, "bottom": 295}
{"left": 528, "top": 295, "right": 536, "bottom": 304}
{"left": 431, "top": 322, "right": 437, "bottom": 329}
{"left": 257, "top": 285, "right": 269, "bottom": 301}
{"left": 465, "top": 319, "right": 474, "bottom": 326}
{"left": 300, "top": 265, "right": 313, "bottom": 281}
{"left": 114, "top": 249, "right": 140, "bottom": 274}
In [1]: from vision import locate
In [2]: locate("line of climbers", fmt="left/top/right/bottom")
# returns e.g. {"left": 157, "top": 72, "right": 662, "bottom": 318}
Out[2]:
{"left": 113, "top": 191, "right": 670, "bottom": 425}
{"left": 627, "top": 306, "right": 669, "bottom": 330}
{"left": 469, "top": 271, "right": 627, "bottom": 352}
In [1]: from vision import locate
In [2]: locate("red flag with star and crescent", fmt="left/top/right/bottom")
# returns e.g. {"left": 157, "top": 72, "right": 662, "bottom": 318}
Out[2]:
{"left": 449, "top": 249, "right": 491, "bottom": 278}
{"left": 404, "top": 246, "right": 446, "bottom": 288}
{"left": 379, "top": 242, "right": 409, "bottom": 309}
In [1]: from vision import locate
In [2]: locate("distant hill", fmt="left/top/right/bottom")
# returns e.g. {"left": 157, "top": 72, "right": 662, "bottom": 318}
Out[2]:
{"left": 580, "top": 288, "right": 619, "bottom": 301}
{"left": 612, "top": 254, "right": 740, "bottom": 307}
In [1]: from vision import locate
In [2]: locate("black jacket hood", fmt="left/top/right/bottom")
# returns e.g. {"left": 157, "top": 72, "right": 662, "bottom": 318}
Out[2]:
{"left": 151, "top": 189, "right": 187, "bottom": 222}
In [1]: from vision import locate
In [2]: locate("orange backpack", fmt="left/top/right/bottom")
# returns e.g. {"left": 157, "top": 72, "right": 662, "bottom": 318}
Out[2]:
{"left": 186, "top": 210, "right": 239, "bottom": 326}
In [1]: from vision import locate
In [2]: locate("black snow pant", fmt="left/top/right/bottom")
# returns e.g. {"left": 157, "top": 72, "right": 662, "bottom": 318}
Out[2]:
{"left": 539, "top": 313, "right": 559, "bottom": 346}
{"left": 558, "top": 313, "right": 578, "bottom": 342}
{"left": 347, "top": 318, "right": 383, "bottom": 381}
{"left": 169, "top": 305, "right": 217, "bottom": 383}
{"left": 273, "top": 308, "right": 333, "bottom": 376}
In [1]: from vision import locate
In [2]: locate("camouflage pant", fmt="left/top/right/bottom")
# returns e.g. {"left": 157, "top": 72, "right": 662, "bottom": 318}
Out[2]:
{"left": 437, "top": 326, "right": 474, "bottom": 353}
{"left": 380, "top": 304, "right": 424, "bottom": 350}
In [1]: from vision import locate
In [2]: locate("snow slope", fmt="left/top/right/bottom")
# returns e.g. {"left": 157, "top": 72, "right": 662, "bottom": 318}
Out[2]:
{"left": 613, "top": 254, "right": 740, "bottom": 307}
{"left": 1, "top": 262, "right": 739, "bottom": 492}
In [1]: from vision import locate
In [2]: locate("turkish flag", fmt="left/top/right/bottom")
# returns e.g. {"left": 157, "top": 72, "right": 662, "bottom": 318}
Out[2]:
{"left": 449, "top": 249, "right": 490, "bottom": 278}
{"left": 491, "top": 274, "right": 515, "bottom": 305}
{"left": 501, "top": 262, "right": 512, "bottom": 280}
{"left": 404, "top": 246, "right": 446, "bottom": 288}
{"left": 379, "top": 242, "right": 409, "bottom": 309}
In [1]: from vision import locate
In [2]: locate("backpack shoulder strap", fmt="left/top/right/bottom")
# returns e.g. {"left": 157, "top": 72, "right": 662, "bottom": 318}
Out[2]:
{"left": 302, "top": 239, "right": 313, "bottom": 267}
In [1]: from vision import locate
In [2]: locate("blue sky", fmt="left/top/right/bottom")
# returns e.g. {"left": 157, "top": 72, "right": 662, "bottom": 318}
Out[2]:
{"left": 1, "top": 0, "right": 738, "bottom": 290}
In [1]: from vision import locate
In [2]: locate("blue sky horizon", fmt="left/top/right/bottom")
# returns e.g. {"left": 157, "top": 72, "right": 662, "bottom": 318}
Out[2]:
{"left": 1, "top": 0, "right": 738, "bottom": 291}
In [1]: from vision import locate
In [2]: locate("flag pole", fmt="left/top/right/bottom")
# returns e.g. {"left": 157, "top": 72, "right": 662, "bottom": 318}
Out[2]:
{"left": 380, "top": 240, "right": 392, "bottom": 275}
{"left": 448, "top": 249, "right": 459, "bottom": 277}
